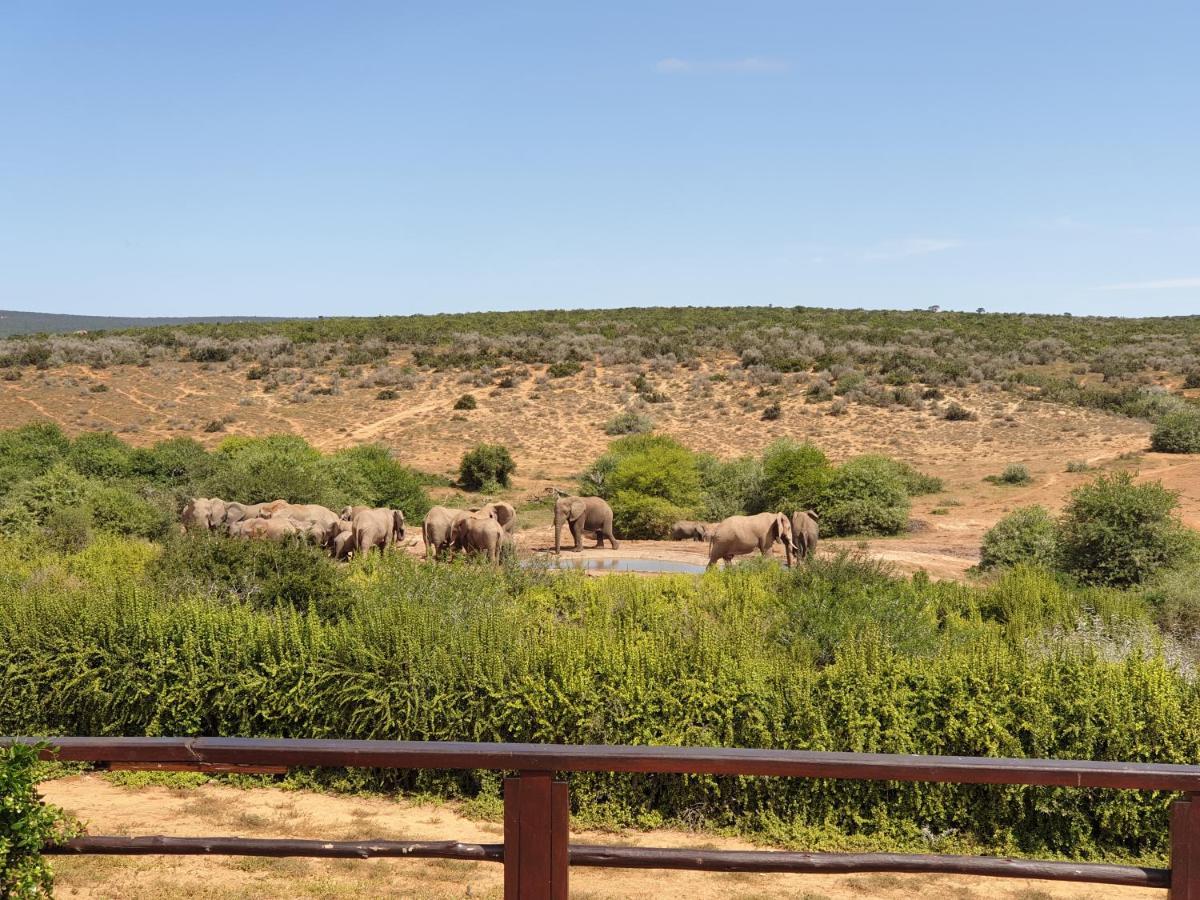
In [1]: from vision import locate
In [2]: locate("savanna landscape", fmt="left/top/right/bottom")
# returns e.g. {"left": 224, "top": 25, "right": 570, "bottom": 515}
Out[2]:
{"left": 4, "top": 307, "right": 1200, "bottom": 898}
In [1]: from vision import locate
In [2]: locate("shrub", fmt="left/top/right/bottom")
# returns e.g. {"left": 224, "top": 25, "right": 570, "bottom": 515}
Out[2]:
{"left": 610, "top": 490, "right": 691, "bottom": 539}
{"left": 87, "top": 484, "right": 174, "bottom": 541}
{"left": 203, "top": 419, "right": 226, "bottom": 433}
{"left": 132, "top": 438, "right": 212, "bottom": 486}
{"left": 816, "top": 457, "right": 910, "bottom": 536}
{"left": 547, "top": 361, "right": 582, "bottom": 378}
{"left": 0, "top": 464, "right": 91, "bottom": 534}
{"left": 458, "top": 444, "right": 516, "bottom": 491}
{"left": 603, "top": 411, "right": 654, "bottom": 435}
{"left": 1146, "top": 566, "right": 1200, "bottom": 641}
{"left": 761, "top": 402, "right": 782, "bottom": 421}
{"left": 943, "top": 402, "right": 976, "bottom": 421}
{"left": 1, "top": 742, "right": 79, "bottom": 897}
{"left": 753, "top": 440, "right": 832, "bottom": 512}
{"left": 979, "top": 506, "right": 1059, "bottom": 570}
{"left": 1057, "top": 471, "right": 1196, "bottom": 586}
{"left": 67, "top": 432, "right": 135, "bottom": 479}
{"left": 453, "top": 394, "right": 477, "bottom": 411}
{"left": 697, "top": 455, "right": 762, "bottom": 521}
{"left": 150, "top": 533, "right": 346, "bottom": 615}
{"left": 1184, "top": 372, "right": 1200, "bottom": 389}
{"left": 604, "top": 435, "right": 700, "bottom": 508}
{"left": 43, "top": 504, "right": 94, "bottom": 553}
{"left": 1066, "top": 461, "right": 1091, "bottom": 473}
{"left": 1150, "top": 410, "right": 1200, "bottom": 453}
{"left": 188, "top": 342, "right": 232, "bottom": 362}
{"left": 849, "top": 455, "right": 943, "bottom": 496}
{"left": 246, "top": 364, "right": 270, "bottom": 380}
{"left": 326, "top": 445, "right": 431, "bottom": 519}
{"left": 204, "top": 435, "right": 336, "bottom": 506}
{"left": 0, "top": 423, "right": 70, "bottom": 496}
{"left": 987, "top": 464, "right": 1033, "bottom": 486}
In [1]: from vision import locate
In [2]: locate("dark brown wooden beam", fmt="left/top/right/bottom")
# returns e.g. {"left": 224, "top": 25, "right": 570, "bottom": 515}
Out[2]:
{"left": 45, "top": 836, "right": 503, "bottom": 862}
{"left": 11, "top": 736, "right": 1200, "bottom": 791}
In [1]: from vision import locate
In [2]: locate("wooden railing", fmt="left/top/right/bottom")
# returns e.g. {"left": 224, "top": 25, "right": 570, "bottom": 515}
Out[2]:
{"left": 9, "top": 736, "right": 1199, "bottom": 898}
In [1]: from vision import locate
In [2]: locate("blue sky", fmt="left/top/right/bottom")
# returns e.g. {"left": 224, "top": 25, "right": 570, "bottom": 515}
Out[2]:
{"left": 2, "top": 2, "right": 1198, "bottom": 318}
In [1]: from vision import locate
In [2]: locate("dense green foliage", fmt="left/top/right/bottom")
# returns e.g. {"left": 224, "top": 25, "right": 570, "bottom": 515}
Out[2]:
{"left": 755, "top": 441, "right": 832, "bottom": 513}
{"left": 1, "top": 743, "right": 78, "bottom": 898}
{"left": 979, "top": 506, "right": 1060, "bottom": 571}
{"left": 817, "top": 456, "right": 911, "bottom": 536}
{"left": 457, "top": 444, "right": 516, "bottom": 492}
{"left": 0, "top": 535, "right": 1193, "bottom": 861}
{"left": 1151, "top": 410, "right": 1200, "bottom": 453}
{"left": 0, "top": 425, "right": 431, "bottom": 549}
{"left": 1058, "top": 472, "right": 1196, "bottom": 587}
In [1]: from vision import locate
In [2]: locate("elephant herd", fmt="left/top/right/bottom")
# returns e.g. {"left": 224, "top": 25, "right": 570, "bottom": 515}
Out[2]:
{"left": 180, "top": 492, "right": 820, "bottom": 570}
{"left": 180, "top": 497, "right": 405, "bottom": 560}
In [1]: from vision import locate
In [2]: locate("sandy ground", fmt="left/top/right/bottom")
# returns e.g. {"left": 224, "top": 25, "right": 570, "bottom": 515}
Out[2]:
{"left": 42, "top": 775, "right": 1161, "bottom": 900}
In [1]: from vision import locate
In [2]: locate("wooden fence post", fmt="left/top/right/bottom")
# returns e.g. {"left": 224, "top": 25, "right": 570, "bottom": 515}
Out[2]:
{"left": 1172, "top": 795, "right": 1200, "bottom": 899}
{"left": 504, "top": 771, "right": 569, "bottom": 899}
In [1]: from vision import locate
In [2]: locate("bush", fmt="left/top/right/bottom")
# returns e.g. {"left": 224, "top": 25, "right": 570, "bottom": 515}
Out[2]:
{"left": 203, "top": 419, "right": 226, "bottom": 433}
{"left": 150, "top": 533, "right": 346, "bottom": 615}
{"left": 1, "top": 742, "right": 79, "bottom": 897}
{"left": 246, "top": 364, "right": 269, "bottom": 380}
{"left": 603, "top": 411, "right": 654, "bottom": 436}
{"left": 753, "top": 440, "right": 832, "bottom": 512}
{"left": 87, "top": 484, "right": 174, "bottom": 541}
{"left": 43, "top": 505, "right": 94, "bottom": 553}
{"left": 132, "top": 438, "right": 212, "bottom": 486}
{"left": 453, "top": 394, "right": 477, "bottom": 411}
{"left": 979, "top": 506, "right": 1059, "bottom": 570}
{"left": 603, "top": 435, "right": 700, "bottom": 508}
{"left": 761, "top": 402, "right": 782, "bottom": 421}
{"left": 67, "top": 432, "right": 135, "bottom": 479}
{"left": 547, "top": 361, "right": 582, "bottom": 378}
{"left": 1146, "top": 566, "right": 1200, "bottom": 641}
{"left": 0, "top": 464, "right": 92, "bottom": 534}
{"left": 1150, "top": 410, "right": 1200, "bottom": 453}
{"left": 326, "top": 445, "right": 431, "bottom": 519}
{"left": 376, "top": 389, "right": 398, "bottom": 400}
{"left": 0, "top": 423, "right": 69, "bottom": 496}
{"left": 204, "top": 435, "right": 336, "bottom": 506}
{"left": 458, "top": 444, "right": 516, "bottom": 491}
{"left": 610, "top": 490, "right": 691, "bottom": 539}
{"left": 987, "top": 464, "right": 1033, "bottom": 486}
{"left": 1058, "top": 471, "right": 1196, "bottom": 587}
{"left": 1184, "top": 372, "right": 1200, "bottom": 389}
{"left": 816, "top": 457, "right": 911, "bottom": 536}
{"left": 697, "top": 455, "right": 762, "bottom": 521}
{"left": 849, "top": 455, "right": 943, "bottom": 496}
{"left": 943, "top": 402, "right": 977, "bottom": 421}
{"left": 1066, "top": 461, "right": 1091, "bottom": 473}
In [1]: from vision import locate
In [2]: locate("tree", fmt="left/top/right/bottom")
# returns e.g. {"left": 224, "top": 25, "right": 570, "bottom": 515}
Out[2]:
{"left": 458, "top": 444, "right": 516, "bottom": 491}
{"left": 753, "top": 440, "right": 831, "bottom": 512}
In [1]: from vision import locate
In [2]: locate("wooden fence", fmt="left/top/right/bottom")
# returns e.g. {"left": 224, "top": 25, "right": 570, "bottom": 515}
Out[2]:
{"left": 9, "top": 736, "right": 1200, "bottom": 898}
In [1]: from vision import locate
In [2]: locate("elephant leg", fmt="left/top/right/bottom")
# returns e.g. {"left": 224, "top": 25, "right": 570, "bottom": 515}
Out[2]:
{"left": 593, "top": 528, "right": 605, "bottom": 549}
{"left": 570, "top": 518, "right": 584, "bottom": 551}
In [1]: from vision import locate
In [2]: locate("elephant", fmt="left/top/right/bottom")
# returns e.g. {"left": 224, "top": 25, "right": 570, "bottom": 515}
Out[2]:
{"left": 229, "top": 516, "right": 314, "bottom": 542}
{"left": 330, "top": 520, "right": 355, "bottom": 560}
{"left": 670, "top": 520, "right": 710, "bottom": 542}
{"left": 343, "top": 506, "right": 406, "bottom": 554}
{"left": 554, "top": 495, "right": 619, "bottom": 553}
{"left": 451, "top": 514, "right": 505, "bottom": 563}
{"left": 264, "top": 503, "right": 341, "bottom": 547}
{"left": 790, "top": 509, "right": 819, "bottom": 562}
{"left": 181, "top": 497, "right": 227, "bottom": 532}
{"left": 707, "top": 512, "right": 797, "bottom": 570}
{"left": 474, "top": 501, "right": 517, "bottom": 535}
{"left": 224, "top": 499, "right": 287, "bottom": 527}
{"left": 423, "top": 506, "right": 472, "bottom": 559}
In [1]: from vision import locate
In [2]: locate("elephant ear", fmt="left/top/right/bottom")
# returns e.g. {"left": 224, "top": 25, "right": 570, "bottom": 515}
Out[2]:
{"left": 210, "top": 499, "right": 228, "bottom": 525}
{"left": 569, "top": 499, "right": 586, "bottom": 520}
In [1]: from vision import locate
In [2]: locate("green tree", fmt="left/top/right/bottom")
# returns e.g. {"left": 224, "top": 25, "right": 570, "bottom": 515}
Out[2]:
{"left": 67, "top": 431, "right": 135, "bottom": 479}
{"left": 458, "top": 444, "right": 516, "bottom": 491}
{"left": 753, "top": 440, "right": 831, "bottom": 512}
{"left": 204, "top": 435, "right": 335, "bottom": 505}
{"left": 1057, "top": 471, "right": 1195, "bottom": 586}
{"left": 326, "top": 445, "right": 431, "bottom": 518}
{"left": 979, "top": 506, "right": 1059, "bottom": 570}
{"left": 816, "top": 456, "right": 911, "bottom": 536}
{"left": 0, "top": 423, "right": 69, "bottom": 499}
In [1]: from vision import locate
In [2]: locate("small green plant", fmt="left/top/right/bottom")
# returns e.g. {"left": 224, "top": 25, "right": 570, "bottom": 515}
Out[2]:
{"left": 453, "top": 393, "right": 477, "bottom": 411}
{"left": 942, "top": 402, "right": 976, "bottom": 421}
{"left": 1065, "top": 460, "right": 1091, "bottom": 473}
{"left": 1150, "top": 410, "right": 1200, "bottom": 453}
{"left": 1, "top": 742, "right": 80, "bottom": 897}
{"left": 603, "top": 411, "right": 654, "bottom": 435}
{"left": 986, "top": 464, "right": 1032, "bottom": 486}
{"left": 978, "top": 506, "right": 1059, "bottom": 570}
{"left": 547, "top": 361, "right": 582, "bottom": 378}
{"left": 458, "top": 444, "right": 516, "bottom": 491}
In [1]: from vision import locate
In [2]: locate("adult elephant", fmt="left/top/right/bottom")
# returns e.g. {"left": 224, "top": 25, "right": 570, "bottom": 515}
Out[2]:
{"left": 553, "top": 495, "right": 619, "bottom": 553}
{"left": 670, "top": 520, "right": 710, "bottom": 542}
{"left": 224, "top": 499, "right": 287, "bottom": 527}
{"left": 423, "top": 505, "right": 471, "bottom": 558}
{"left": 790, "top": 510, "right": 820, "bottom": 562}
{"left": 707, "top": 512, "right": 797, "bottom": 570}
{"left": 265, "top": 503, "right": 341, "bottom": 547}
{"left": 475, "top": 501, "right": 517, "bottom": 535}
{"left": 230, "top": 516, "right": 314, "bottom": 542}
{"left": 342, "top": 506, "right": 406, "bottom": 554}
{"left": 181, "top": 497, "right": 226, "bottom": 532}
{"left": 451, "top": 514, "right": 505, "bottom": 563}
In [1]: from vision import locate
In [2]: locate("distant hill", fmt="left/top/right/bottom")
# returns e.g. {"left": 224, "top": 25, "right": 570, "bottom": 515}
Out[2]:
{"left": 0, "top": 309, "right": 293, "bottom": 337}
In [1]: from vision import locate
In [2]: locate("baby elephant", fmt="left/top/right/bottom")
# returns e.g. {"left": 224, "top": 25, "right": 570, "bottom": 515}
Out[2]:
{"left": 790, "top": 510, "right": 819, "bottom": 562}
{"left": 451, "top": 514, "right": 505, "bottom": 564}
{"left": 670, "top": 520, "right": 710, "bottom": 541}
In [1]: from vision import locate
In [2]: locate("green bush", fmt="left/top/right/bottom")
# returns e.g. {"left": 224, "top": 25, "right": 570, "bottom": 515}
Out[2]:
{"left": 987, "top": 464, "right": 1033, "bottom": 486}
{"left": 1145, "top": 566, "right": 1200, "bottom": 641}
{"left": 848, "top": 455, "right": 943, "bottom": 496}
{"left": 131, "top": 438, "right": 212, "bottom": 486}
{"left": 67, "top": 432, "right": 135, "bottom": 479}
{"left": 697, "top": 454, "right": 762, "bottom": 521}
{"left": 87, "top": 484, "right": 174, "bottom": 541}
{"left": 943, "top": 402, "right": 976, "bottom": 421}
{"left": 0, "top": 423, "right": 69, "bottom": 498}
{"left": 603, "top": 411, "right": 654, "bottom": 435}
{"left": 753, "top": 440, "right": 832, "bottom": 512}
{"left": 603, "top": 435, "right": 700, "bottom": 508}
{"left": 1058, "top": 472, "right": 1195, "bottom": 587}
{"left": 326, "top": 445, "right": 431, "bottom": 519}
{"left": 1, "top": 742, "right": 79, "bottom": 898}
{"left": 816, "top": 456, "right": 910, "bottom": 536}
{"left": 204, "top": 435, "right": 336, "bottom": 506}
{"left": 150, "top": 533, "right": 346, "bottom": 615}
{"left": 453, "top": 393, "right": 477, "bottom": 411}
{"left": 1150, "top": 410, "right": 1200, "bottom": 453}
{"left": 547, "top": 361, "right": 582, "bottom": 378}
{"left": 761, "top": 402, "right": 782, "bottom": 421}
{"left": 979, "top": 506, "right": 1059, "bottom": 571}
{"left": 458, "top": 444, "right": 516, "bottom": 491}
{"left": 0, "top": 464, "right": 92, "bottom": 535}
{"left": 610, "top": 490, "right": 691, "bottom": 539}
{"left": 42, "top": 505, "right": 94, "bottom": 553}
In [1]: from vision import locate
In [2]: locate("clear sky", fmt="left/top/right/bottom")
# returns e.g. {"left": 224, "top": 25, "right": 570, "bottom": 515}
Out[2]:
{"left": 2, "top": 2, "right": 1198, "bottom": 318}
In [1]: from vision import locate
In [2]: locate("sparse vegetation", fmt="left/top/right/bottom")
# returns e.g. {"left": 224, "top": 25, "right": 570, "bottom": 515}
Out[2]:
{"left": 603, "top": 411, "right": 655, "bottom": 436}
{"left": 986, "top": 463, "right": 1033, "bottom": 485}
{"left": 1, "top": 742, "right": 80, "bottom": 897}
{"left": 452, "top": 393, "right": 477, "bottom": 411}
{"left": 942, "top": 402, "right": 976, "bottom": 421}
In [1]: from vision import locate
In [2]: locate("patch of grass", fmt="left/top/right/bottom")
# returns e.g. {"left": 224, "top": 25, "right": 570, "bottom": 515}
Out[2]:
{"left": 985, "top": 463, "right": 1033, "bottom": 485}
